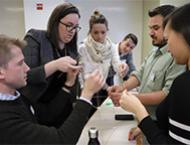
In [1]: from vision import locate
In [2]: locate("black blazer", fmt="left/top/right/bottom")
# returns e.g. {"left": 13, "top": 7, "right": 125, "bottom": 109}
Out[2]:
{"left": 20, "top": 29, "right": 78, "bottom": 127}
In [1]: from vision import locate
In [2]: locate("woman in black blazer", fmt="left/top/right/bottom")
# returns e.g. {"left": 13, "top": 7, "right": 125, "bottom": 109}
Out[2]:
{"left": 20, "top": 2, "right": 82, "bottom": 128}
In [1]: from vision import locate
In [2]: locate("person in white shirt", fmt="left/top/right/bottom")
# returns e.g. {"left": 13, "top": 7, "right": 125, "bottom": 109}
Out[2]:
{"left": 78, "top": 10, "right": 127, "bottom": 106}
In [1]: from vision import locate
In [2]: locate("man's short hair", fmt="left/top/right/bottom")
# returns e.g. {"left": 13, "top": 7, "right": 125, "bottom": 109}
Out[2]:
{"left": 0, "top": 34, "right": 26, "bottom": 67}
{"left": 148, "top": 5, "right": 176, "bottom": 18}
{"left": 123, "top": 33, "right": 138, "bottom": 45}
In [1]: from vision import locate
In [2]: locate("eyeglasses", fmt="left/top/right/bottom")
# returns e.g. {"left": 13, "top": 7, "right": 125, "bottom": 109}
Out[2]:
{"left": 59, "top": 21, "right": 81, "bottom": 32}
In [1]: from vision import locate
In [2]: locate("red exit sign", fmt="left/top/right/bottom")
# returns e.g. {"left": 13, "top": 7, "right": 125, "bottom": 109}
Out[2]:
{"left": 36, "top": 3, "right": 43, "bottom": 10}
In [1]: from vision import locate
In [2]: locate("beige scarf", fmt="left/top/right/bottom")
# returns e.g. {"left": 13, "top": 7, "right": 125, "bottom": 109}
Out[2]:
{"left": 84, "top": 34, "right": 112, "bottom": 63}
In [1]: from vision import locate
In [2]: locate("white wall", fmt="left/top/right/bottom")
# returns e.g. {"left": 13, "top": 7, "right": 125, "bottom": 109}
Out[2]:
{"left": 23, "top": 0, "right": 65, "bottom": 32}
{"left": 0, "top": 0, "right": 25, "bottom": 39}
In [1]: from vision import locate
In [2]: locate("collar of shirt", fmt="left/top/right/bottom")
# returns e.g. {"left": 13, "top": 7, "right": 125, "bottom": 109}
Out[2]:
{"left": 154, "top": 45, "right": 168, "bottom": 57}
{"left": 0, "top": 91, "right": 20, "bottom": 101}
{"left": 160, "top": 44, "right": 168, "bottom": 54}
{"left": 79, "top": 96, "right": 92, "bottom": 105}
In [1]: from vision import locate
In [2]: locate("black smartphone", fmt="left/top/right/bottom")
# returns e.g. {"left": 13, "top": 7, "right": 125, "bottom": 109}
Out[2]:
{"left": 115, "top": 114, "right": 134, "bottom": 120}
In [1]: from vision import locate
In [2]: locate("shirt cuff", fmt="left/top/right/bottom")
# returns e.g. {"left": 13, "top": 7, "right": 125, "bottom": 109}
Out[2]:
{"left": 79, "top": 96, "right": 92, "bottom": 105}
{"left": 62, "top": 87, "right": 70, "bottom": 93}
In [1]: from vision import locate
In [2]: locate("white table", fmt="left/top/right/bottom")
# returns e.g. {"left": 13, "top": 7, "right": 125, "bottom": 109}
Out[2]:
{"left": 77, "top": 98, "right": 137, "bottom": 145}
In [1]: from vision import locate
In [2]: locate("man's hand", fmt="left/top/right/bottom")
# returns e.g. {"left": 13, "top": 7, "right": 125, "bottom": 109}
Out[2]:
{"left": 107, "top": 85, "right": 124, "bottom": 106}
{"left": 119, "top": 63, "right": 128, "bottom": 78}
{"left": 81, "top": 69, "right": 105, "bottom": 100}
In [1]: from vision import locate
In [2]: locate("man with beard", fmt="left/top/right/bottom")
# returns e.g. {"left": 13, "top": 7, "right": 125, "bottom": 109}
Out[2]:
{"left": 108, "top": 5, "right": 186, "bottom": 118}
